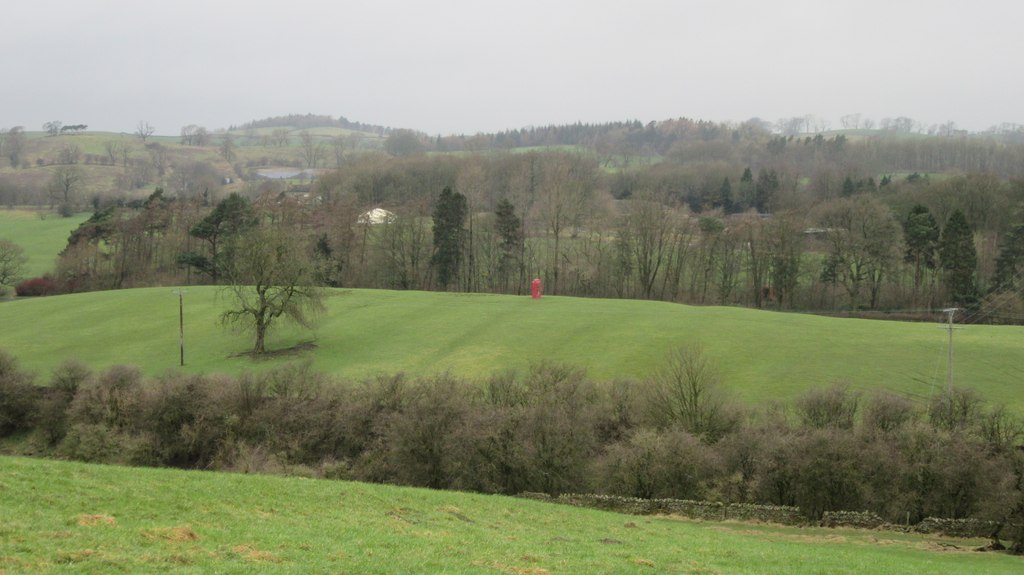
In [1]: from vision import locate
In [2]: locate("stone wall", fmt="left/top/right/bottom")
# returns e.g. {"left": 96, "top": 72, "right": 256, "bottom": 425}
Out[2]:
{"left": 518, "top": 492, "right": 1016, "bottom": 539}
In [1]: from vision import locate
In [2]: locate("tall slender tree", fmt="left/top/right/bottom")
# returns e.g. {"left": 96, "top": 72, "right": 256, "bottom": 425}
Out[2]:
{"left": 431, "top": 187, "right": 467, "bottom": 290}
{"left": 992, "top": 223, "right": 1024, "bottom": 293}
{"left": 939, "top": 210, "right": 978, "bottom": 306}
{"left": 903, "top": 204, "right": 940, "bottom": 308}
{"left": 494, "top": 198, "right": 523, "bottom": 293}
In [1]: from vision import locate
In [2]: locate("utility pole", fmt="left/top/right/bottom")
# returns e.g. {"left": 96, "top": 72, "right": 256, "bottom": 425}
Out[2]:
{"left": 172, "top": 289, "right": 187, "bottom": 366}
{"left": 940, "top": 308, "right": 960, "bottom": 393}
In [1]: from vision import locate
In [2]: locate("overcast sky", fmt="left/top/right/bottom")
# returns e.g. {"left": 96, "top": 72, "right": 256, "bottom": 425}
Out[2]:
{"left": 2, "top": 0, "right": 1021, "bottom": 136}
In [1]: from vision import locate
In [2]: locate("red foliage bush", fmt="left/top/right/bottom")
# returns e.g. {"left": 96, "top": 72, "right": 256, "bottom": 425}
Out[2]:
{"left": 15, "top": 276, "right": 60, "bottom": 297}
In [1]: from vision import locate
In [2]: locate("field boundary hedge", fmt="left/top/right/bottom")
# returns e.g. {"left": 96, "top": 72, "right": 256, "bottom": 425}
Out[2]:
{"left": 518, "top": 492, "right": 1010, "bottom": 539}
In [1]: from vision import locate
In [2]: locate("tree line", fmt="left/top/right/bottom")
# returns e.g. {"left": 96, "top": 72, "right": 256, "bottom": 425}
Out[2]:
{"left": 12, "top": 142, "right": 1018, "bottom": 323}
{"left": 0, "top": 347, "right": 1021, "bottom": 551}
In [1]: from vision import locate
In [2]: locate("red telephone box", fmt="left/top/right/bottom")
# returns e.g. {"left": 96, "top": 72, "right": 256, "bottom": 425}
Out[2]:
{"left": 531, "top": 278, "right": 542, "bottom": 299}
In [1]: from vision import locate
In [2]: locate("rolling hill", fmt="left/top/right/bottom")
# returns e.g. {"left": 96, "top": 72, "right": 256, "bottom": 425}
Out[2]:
{"left": 0, "top": 456, "right": 1016, "bottom": 574}
{"left": 1, "top": 287, "right": 1020, "bottom": 410}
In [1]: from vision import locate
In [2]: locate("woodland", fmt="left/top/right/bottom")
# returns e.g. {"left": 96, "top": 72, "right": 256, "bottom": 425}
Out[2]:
{"left": 2, "top": 114, "right": 1024, "bottom": 322}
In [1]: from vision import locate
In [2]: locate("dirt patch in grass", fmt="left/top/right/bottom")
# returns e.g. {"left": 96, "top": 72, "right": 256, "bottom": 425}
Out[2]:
{"left": 141, "top": 526, "right": 200, "bottom": 542}
{"left": 471, "top": 561, "right": 551, "bottom": 575}
{"left": 439, "top": 505, "right": 474, "bottom": 523}
{"left": 232, "top": 544, "right": 281, "bottom": 563}
{"left": 75, "top": 515, "right": 116, "bottom": 527}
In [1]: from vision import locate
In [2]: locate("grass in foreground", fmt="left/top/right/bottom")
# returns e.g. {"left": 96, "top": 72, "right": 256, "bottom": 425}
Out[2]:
{"left": 0, "top": 456, "right": 1017, "bottom": 574}
{"left": 1, "top": 287, "right": 1023, "bottom": 410}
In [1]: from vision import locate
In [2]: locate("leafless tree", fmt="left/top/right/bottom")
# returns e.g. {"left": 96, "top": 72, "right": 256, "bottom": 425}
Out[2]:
{"left": 220, "top": 222, "right": 325, "bottom": 355}
{"left": 180, "top": 124, "right": 198, "bottom": 145}
{"left": 219, "top": 133, "right": 236, "bottom": 162}
{"left": 0, "top": 239, "right": 27, "bottom": 291}
{"left": 840, "top": 113, "right": 861, "bottom": 130}
{"left": 299, "top": 131, "right": 325, "bottom": 168}
{"left": 48, "top": 166, "right": 83, "bottom": 209}
{"left": 135, "top": 121, "right": 155, "bottom": 142}
{"left": 104, "top": 140, "right": 127, "bottom": 165}
{"left": 2, "top": 126, "right": 25, "bottom": 167}
{"left": 645, "top": 344, "right": 737, "bottom": 440}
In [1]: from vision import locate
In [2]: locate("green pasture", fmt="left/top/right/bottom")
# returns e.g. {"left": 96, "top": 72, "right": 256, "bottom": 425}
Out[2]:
{"left": 1, "top": 287, "right": 1020, "bottom": 410}
{"left": 0, "top": 456, "right": 1016, "bottom": 574}
{"left": 0, "top": 210, "right": 89, "bottom": 278}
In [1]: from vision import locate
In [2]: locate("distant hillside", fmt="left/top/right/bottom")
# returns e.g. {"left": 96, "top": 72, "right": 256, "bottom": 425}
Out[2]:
{"left": 235, "top": 113, "right": 392, "bottom": 136}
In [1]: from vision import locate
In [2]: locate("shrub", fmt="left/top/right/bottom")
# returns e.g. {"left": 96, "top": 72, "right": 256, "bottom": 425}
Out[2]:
{"left": 57, "top": 423, "right": 139, "bottom": 463}
{"left": 14, "top": 276, "right": 60, "bottom": 297}
{"left": 594, "top": 428, "right": 718, "bottom": 500}
{"left": 928, "top": 387, "right": 982, "bottom": 432}
{"left": 373, "top": 374, "right": 472, "bottom": 489}
{"left": 862, "top": 390, "right": 917, "bottom": 434}
{"left": 136, "top": 373, "right": 227, "bottom": 467}
{"left": 643, "top": 345, "right": 738, "bottom": 441}
{"left": 67, "top": 365, "right": 144, "bottom": 430}
{"left": 795, "top": 382, "right": 859, "bottom": 430}
{"left": 0, "top": 349, "right": 38, "bottom": 436}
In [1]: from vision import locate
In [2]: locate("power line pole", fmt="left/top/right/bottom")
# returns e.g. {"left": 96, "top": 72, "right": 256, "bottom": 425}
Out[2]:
{"left": 172, "top": 289, "right": 187, "bottom": 366}
{"left": 940, "top": 307, "right": 960, "bottom": 393}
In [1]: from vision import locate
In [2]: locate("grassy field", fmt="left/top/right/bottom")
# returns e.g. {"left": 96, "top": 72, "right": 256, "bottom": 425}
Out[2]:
{"left": 0, "top": 209, "right": 89, "bottom": 278}
{"left": 1, "top": 286, "right": 1021, "bottom": 410}
{"left": 0, "top": 456, "right": 1016, "bottom": 574}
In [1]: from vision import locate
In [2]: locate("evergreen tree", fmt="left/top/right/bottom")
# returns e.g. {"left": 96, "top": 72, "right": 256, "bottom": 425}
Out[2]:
{"left": 718, "top": 177, "right": 734, "bottom": 213}
{"left": 180, "top": 193, "right": 256, "bottom": 284}
{"left": 903, "top": 204, "right": 940, "bottom": 306}
{"left": 738, "top": 167, "right": 754, "bottom": 210}
{"left": 841, "top": 176, "right": 856, "bottom": 197}
{"left": 939, "top": 210, "right": 978, "bottom": 305}
{"left": 494, "top": 198, "right": 522, "bottom": 292}
{"left": 431, "top": 186, "right": 467, "bottom": 290}
{"left": 992, "top": 223, "right": 1024, "bottom": 293}
{"left": 754, "top": 168, "right": 779, "bottom": 213}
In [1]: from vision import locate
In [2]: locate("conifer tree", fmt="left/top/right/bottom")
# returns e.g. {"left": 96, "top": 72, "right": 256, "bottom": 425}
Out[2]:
{"left": 431, "top": 186, "right": 467, "bottom": 290}
{"left": 939, "top": 210, "right": 978, "bottom": 305}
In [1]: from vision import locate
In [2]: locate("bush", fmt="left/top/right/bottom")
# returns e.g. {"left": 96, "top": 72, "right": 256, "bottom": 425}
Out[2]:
{"left": 795, "top": 382, "right": 859, "bottom": 430}
{"left": 371, "top": 374, "right": 472, "bottom": 489}
{"left": 67, "top": 365, "right": 144, "bottom": 430}
{"left": 0, "top": 349, "right": 38, "bottom": 436}
{"left": 862, "top": 391, "right": 917, "bottom": 434}
{"left": 135, "top": 373, "right": 227, "bottom": 467}
{"left": 33, "top": 360, "right": 94, "bottom": 447}
{"left": 14, "top": 276, "right": 60, "bottom": 297}
{"left": 594, "top": 428, "right": 718, "bottom": 500}
{"left": 57, "top": 423, "right": 139, "bottom": 463}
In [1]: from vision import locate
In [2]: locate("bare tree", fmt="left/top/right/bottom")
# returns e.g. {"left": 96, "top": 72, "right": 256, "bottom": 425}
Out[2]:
{"left": 270, "top": 128, "right": 290, "bottom": 147}
{"left": 0, "top": 239, "right": 27, "bottom": 292}
{"left": 104, "top": 140, "right": 127, "bottom": 165}
{"left": 2, "top": 126, "right": 25, "bottom": 167}
{"left": 58, "top": 143, "right": 81, "bottom": 165}
{"left": 48, "top": 166, "right": 83, "bottom": 210}
{"left": 298, "top": 131, "right": 325, "bottom": 168}
{"left": 219, "top": 132, "right": 236, "bottom": 162}
{"left": 43, "top": 121, "right": 63, "bottom": 136}
{"left": 180, "top": 125, "right": 198, "bottom": 145}
{"left": 220, "top": 222, "right": 325, "bottom": 355}
{"left": 616, "top": 191, "right": 675, "bottom": 299}
{"left": 135, "top": 121, "right": 155, "bottom": 142}
{"left": 644, "top": 344, "right": 737, "bottom": 440}
{"left": 840, "top": 113, "right": 861, "bottom": 130}
{"left": 818, "top": 196, "right": 901, "bottom": 309}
